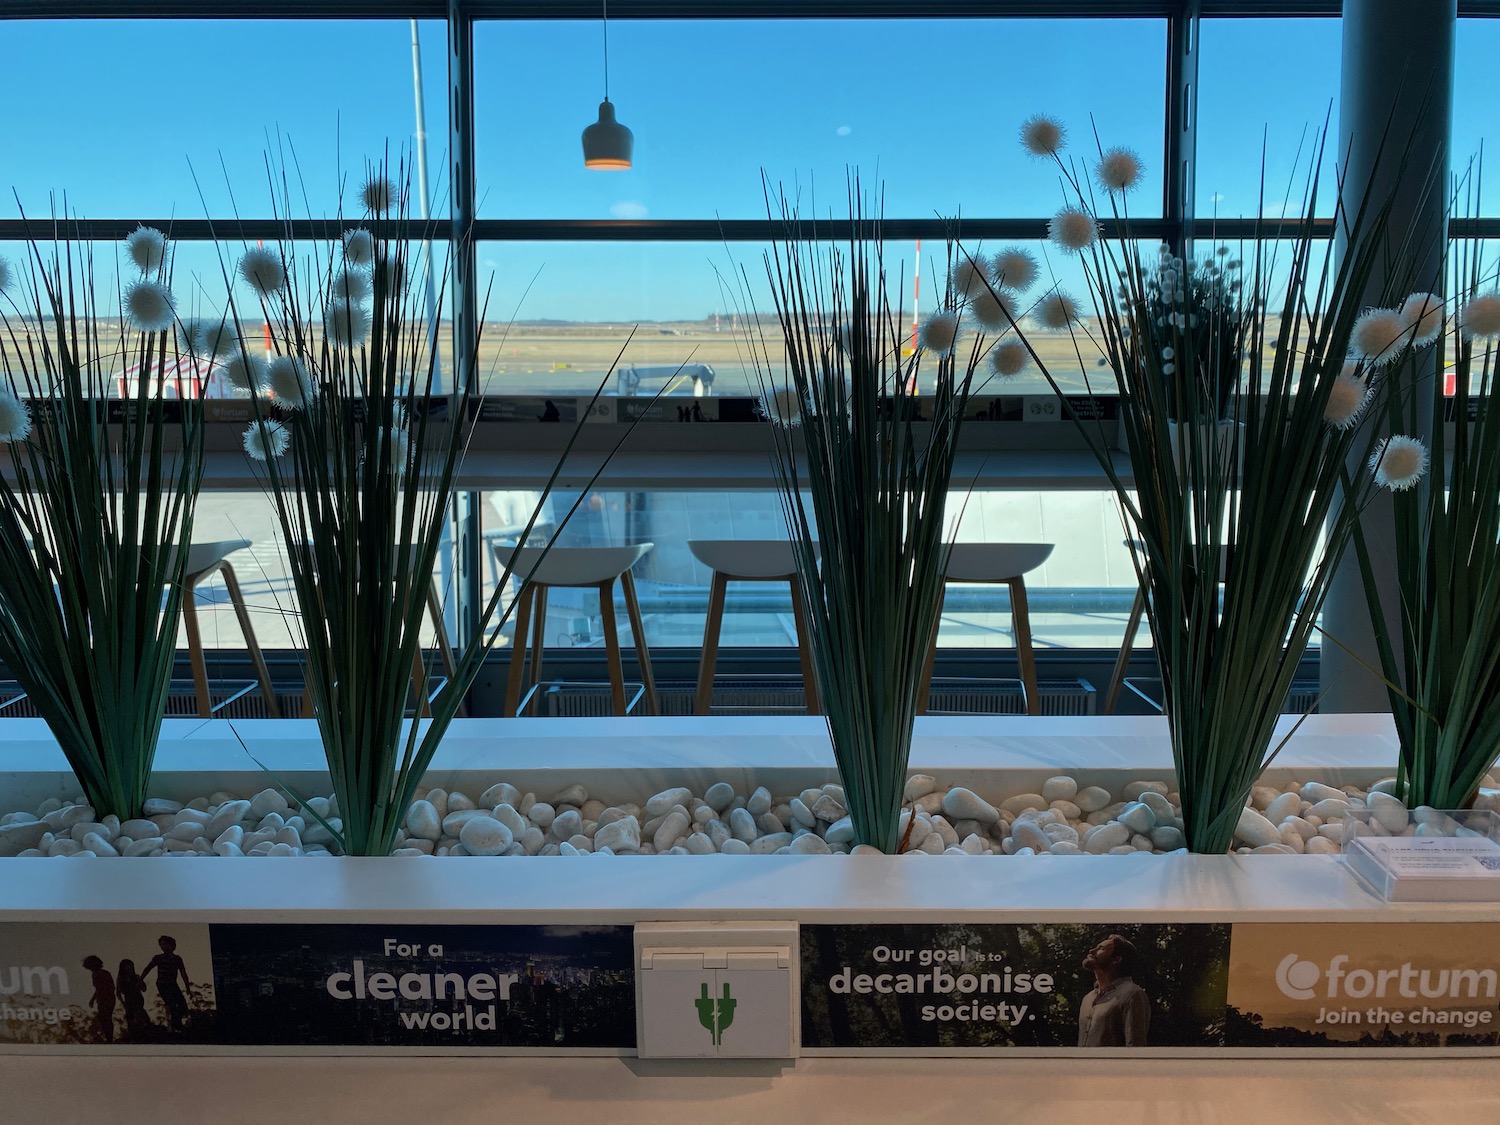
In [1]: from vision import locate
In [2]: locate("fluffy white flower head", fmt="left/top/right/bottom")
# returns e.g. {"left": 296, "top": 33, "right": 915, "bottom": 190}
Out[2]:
{"left": 1095, "top": 146, "right": 1145, "bottom": 193}
{"left": 1458, "top": 291, "right": 1500, "bottom": 339}
{"left": 1349, "top": 308, "right": 1409, "bottom": 364}
{"left": 1399, "top": 292, "right": 1444, "bottom": 346}
{"left": 124, "top": 226, "right": 167, "bottom": 273}
{"left": 1020, "top": 114, "right": 1066, "bottom": 158}
{"left": 0, "top": 255, "right": 11, "bottom": 293}
{"left": 242, "top": 419, "right": 289, "bottom": 462}
{"left": 198, "top": 318, "right": 240, "bottom": 358}
{"left": 1370, "top": 435, "right": 1429, "bottom": 491}
{"left": 989, "top": 340, "right": 1030, "bottom": 379}
{"left": 361, "top": 176, "right": 396, "bottom": 214}
{"left": 951, "top": 255, "right": 991, "bottom": 298}
{"left": 0, "top": 389, "right": 32, "bottom": 443}
{"left": 222, "top": 350, "right": 269, "bottom": 392}
{"left": 385, "top": 426, "right": 411, "bottom": 470}
{"left": 324, "top": 299, "right": 372, "bottom": 346}
{"left": 342, "top": 228, "right": 376, "bottom": 267}
{"left": 760, "top": 387, "right": 803, "bottom": 427}
{"left": 990, "top": 247, "right": 1039, "bottom": 292}
{"left": 1048, "top": 207, "right": 1099, "bottom": 254}
{"left": 919, "top": 311, "right": 960, "bottom": 354}
{"left": 124, "top": 279, "right": 176, "bottom": 332}
{"left": 330, "top": 268, "right": 372, "bottom": 302}
{"left": 969, "top": 288, "right": 1017, "bottom": 330}
{"left": 175, "top": 319, "right": 203, "bottom": 355}
{"left": 267, "top": 355, "right": 315, "bottom": 409}
{"left": 1324, "top": 371, "right": 1371, "bottom": 431}
{"left": 1035, "top": 291, "right": 1081, "bottom": 330}
{"left": 238, "top": 247, "right": 287, "bottom": 296}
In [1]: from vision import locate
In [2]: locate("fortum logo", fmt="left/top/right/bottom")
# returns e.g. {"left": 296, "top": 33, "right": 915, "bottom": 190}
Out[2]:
{"left": 1275, "top": 953, "right": 1499, "bottom": 1001}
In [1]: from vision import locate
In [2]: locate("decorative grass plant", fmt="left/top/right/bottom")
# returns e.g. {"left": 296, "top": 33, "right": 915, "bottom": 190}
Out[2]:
{"left": 999, "top": 117, "right": 1434, "bottom": 853}
{"left": 1353, "top": 223, "right": 1500, "bottom": 808}
{"left": 224, "top": 162, "right": 639, "bottom": 856}
{"left": 0, "top": 227, "right": 205, "bottom": 820}
{"left": 744, "top": 184, "right": 981, "bottom": 853}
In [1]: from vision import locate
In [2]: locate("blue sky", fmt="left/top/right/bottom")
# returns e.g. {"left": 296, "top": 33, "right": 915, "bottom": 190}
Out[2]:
{"left": 2, "top": 15, "right": 1496, "bottom": 321}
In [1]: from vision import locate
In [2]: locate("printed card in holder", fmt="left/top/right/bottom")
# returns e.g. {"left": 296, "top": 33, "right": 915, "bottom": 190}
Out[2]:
{"left": 1342, "top": 808, "right": 1500, "bottom": 902}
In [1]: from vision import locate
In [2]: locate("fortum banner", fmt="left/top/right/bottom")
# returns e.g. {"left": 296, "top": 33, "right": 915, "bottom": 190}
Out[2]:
{"left": 1226, "top": 923, "right": 1500, "bottom": 1047}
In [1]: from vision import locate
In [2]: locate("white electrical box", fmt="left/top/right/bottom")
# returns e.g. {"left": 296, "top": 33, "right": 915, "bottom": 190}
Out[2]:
{"left": 634, "top": 920, "right": 800, "bottom": 1059}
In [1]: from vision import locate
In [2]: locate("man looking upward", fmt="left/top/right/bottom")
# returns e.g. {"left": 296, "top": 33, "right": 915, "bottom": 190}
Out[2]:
{"left": 1077, "top": 933, "right": 1150, "bottom": 1047}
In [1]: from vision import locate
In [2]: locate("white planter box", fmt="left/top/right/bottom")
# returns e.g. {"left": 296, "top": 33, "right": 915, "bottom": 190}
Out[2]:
{"left": 3, "top": 713, "right": 1499, "bottom": 1117}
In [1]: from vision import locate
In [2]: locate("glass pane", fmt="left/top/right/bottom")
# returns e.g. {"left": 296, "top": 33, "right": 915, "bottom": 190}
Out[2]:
{"left": 1196, "top": 18, "right": 1341, "bottom": 219}
{"left": 479, "top": 487, "right": 1143, "bottom": 656}
{"left": 1454, "top": 17, "right": 1500, "bottom": 212}
{"left": 185, "top": 490, "right": 452, "bottom": 656}
{"left": 0, "top": 237, "right": 456, "bottom": 398}
{"left": 475, "top": 17, "right": 1167, "bottom": 220}
{"left": 474, "top": 239, "right": 1102, "bottom": 398}
{"left": 3, "top": 19, "right": 451, "bottom": 221}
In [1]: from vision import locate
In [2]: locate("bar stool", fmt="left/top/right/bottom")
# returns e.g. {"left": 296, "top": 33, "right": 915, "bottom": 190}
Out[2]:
{"left": 1103, "top": 583, "right": 1149, "bottom": 715}
{"left": 298, "top": 560, "right": 465, "bottom": 720}
{"left": 182, "top": 539, "right": 280, "bottom": 719}
{"left": 918, "top": 542, "right": 1054, "bottom": 717}
{"left": 687, "top": 539, "right": 820, "bottom": 716}
{"left": 1103, "top": 541, "right": 1231, "bottom": 715}
{"left": 500, "top": 543, "right": 658, "bottom": 717}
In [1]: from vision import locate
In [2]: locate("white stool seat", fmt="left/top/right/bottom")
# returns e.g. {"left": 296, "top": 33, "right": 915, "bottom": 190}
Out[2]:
{"left": 944, "top": 543, "right": 1053, "bottom": 583}
{"left": 185, "top": 538, "right": 253, "bottom": 577}
{"left": 688, "top": 539, "right": 814, "bottom": 579}
{"left": 505, "top": 543, "right": 653, "bottom": 586}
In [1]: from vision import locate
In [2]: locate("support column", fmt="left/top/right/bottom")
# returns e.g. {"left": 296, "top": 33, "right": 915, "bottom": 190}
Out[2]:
{"left": 1324, "top": 0, "right": 1455, "bottom": 711}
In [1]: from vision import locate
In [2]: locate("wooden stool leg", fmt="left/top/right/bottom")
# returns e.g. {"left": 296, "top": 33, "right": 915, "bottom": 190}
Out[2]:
{"left": 694, "top": 572, "right": 729, "bottom": 715}
{"left": 1104, "top": 585, "right": 1147, "bottom": 716}
{"left": 1009, "top": 576, "right": 1041, "bottom": 716}
{"left": 916, "top": 585, "right": 947, "bottom": 716}
{"left": 621, "top": 570, "right": 659, "bottom": 715}
{"left": 598, "top": 579, "right": 629, "bottom": 716}
{"left": 426, "top": 580, "right": 465, "bottom": 719}
{"left": 504, "top": 585, "right": 534, "bottom": 717}
{"left": 219, "top": 562, "right": 280, "bottom": 719}
{"left": 411, "top": 647, "right": 432, "bottom": 717}
{"left": 181, "top": 572, "right": 213, "bottom": 719}
{"left": 527, "top": 586, "right": 549, "bottom": 717}
{"left": 787, "top": 577, "right": 820, "bottom": 715}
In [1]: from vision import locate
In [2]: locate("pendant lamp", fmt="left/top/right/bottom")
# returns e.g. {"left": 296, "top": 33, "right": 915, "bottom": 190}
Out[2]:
{"left": 582, "top": 0, "right": 633, "bottom": 169}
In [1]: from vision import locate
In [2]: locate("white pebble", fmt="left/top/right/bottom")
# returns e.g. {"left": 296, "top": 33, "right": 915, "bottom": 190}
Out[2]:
{"left": 1075, "top": 786, "right": 1111, "bottom": 813}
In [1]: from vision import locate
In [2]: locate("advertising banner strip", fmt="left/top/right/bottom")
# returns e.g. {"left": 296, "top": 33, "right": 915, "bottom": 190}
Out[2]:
{"left": 5, "top": 921, "right": 1499, "bottom": 1052}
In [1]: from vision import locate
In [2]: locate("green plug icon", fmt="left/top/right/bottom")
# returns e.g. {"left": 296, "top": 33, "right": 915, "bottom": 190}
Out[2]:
{"left": 695, "top": 981, "right": 737, "bottom": 1045}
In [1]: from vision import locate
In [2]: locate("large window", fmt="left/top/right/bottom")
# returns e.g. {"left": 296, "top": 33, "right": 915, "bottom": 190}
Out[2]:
{"left": 2, "top": 3, "right": 1495, "bottom": 678}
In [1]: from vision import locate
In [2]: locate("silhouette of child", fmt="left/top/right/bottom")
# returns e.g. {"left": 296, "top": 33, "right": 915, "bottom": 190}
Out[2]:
{"left": 142, "top": 935, "right": 191, "bottom": 1032}
{"left": 116, "top": 959, "right": 148, "bottom": 1037}
{"left": 82, "top": 956, "right": 115, "bottom": 1043}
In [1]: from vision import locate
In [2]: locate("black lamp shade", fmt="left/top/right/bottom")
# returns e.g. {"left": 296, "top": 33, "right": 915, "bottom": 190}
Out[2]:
{"left": 582, "top": 100, "right": 633, "bottom": 170}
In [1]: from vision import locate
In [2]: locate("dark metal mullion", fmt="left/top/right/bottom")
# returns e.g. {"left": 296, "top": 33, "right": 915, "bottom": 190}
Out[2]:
{"left": 449, "top": 0, "right": 483, "bottom": 651}
{"left": 1163, "top": 1, "right": 1200, "bottom": 254}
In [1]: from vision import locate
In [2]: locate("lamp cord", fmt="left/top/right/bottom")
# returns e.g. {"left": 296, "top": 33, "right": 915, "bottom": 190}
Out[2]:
{"left": 602, "top": 0, "right": 610, "bottom": 101}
